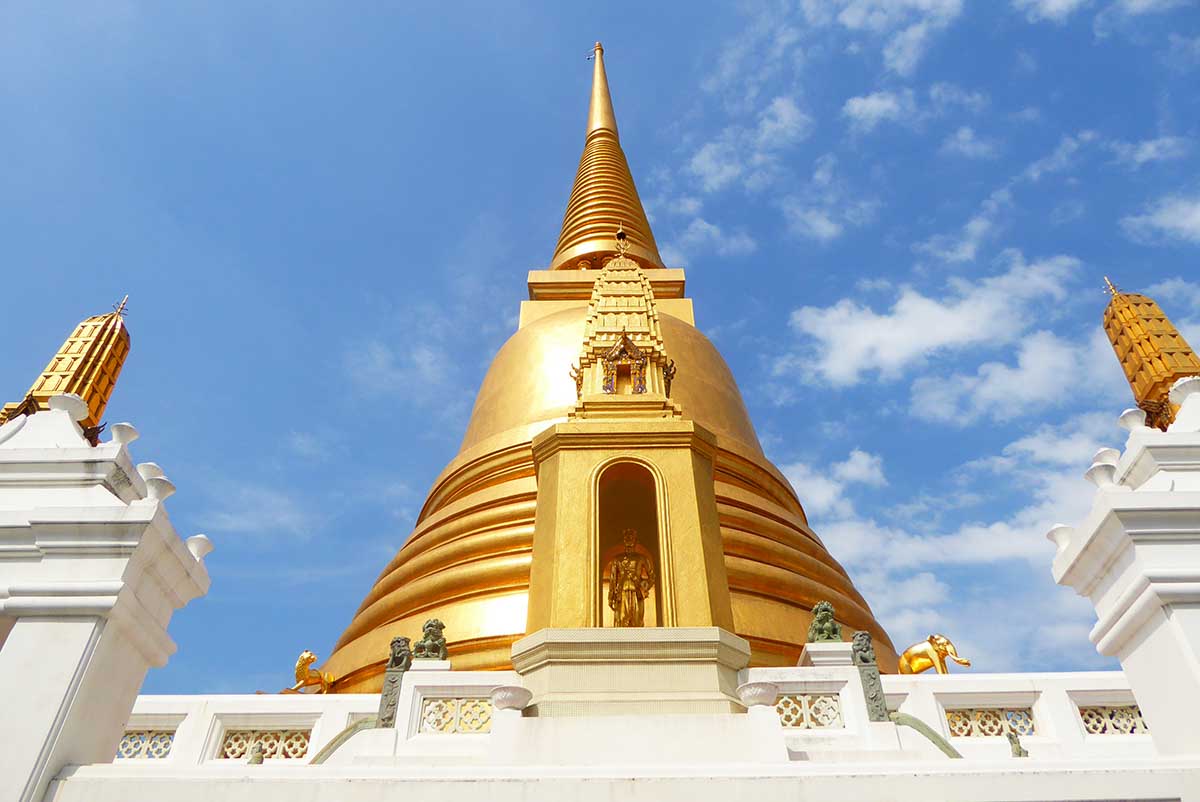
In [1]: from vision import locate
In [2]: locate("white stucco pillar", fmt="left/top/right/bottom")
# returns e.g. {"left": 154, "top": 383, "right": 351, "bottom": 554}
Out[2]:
{"left": 1050, "top": 377, "right": 1200, "bottom": 756}
{"left": 0, "top": 396, "right": 211, "bottom": 802}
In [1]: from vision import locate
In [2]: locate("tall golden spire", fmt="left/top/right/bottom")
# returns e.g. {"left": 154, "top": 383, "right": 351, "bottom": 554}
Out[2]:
{"left": 1103, "top": 279, "right": 1200, "bottom": 430}
{"left": 0, "top": 297, "right": 132, "bottom": 431}
{"left": 549, "top": 42, "right": 664, "bottom": 271}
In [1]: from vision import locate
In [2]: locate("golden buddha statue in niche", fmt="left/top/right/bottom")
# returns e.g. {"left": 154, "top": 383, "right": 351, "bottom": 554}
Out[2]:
{"left": 607, "top": 528, "right": 657, "bottom": 627}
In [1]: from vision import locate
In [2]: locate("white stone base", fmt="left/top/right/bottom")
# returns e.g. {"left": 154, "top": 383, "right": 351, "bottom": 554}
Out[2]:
{"left": 407, "top": 660, "right": 451, "bottom": 672}
{"left": 797, "top": 641, "right": 853, "bottom": 667}
{"left": 511, "top": 627, "right": 749, "bottom": 716}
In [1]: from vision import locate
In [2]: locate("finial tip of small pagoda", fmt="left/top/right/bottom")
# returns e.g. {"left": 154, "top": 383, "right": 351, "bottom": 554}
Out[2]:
{"left": 1104, "top": 277, "right": 1119, "bottom": 298}
{"left": 114, "top": 295, "right": 129, "bottom": 316}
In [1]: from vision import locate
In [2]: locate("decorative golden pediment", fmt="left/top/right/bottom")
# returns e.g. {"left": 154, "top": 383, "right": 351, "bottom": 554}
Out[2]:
{"left": 568, "top": 252, "right": 681, "bottom": 418}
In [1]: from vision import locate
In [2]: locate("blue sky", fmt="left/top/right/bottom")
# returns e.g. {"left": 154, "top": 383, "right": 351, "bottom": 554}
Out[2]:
{"left": 3, "top": 2, "right": 1199, "bottom": 692}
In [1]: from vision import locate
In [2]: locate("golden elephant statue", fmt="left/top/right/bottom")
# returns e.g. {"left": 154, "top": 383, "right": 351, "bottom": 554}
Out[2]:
{"left": 898, "top": 634, "right": 971, "bottom": 675}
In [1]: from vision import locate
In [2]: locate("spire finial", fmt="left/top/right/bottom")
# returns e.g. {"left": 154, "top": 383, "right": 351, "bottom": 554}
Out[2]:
{"left": 1104, "top": 277, "right": 1119, "bottom": 298}
{"left": 114, "top": 295, "right": 129, "bottom": 316}
{"left": 549, "top": 43, "right": 664, "bottom": 270}
{"left": 587, "top": 40, "right": 618, "bottom": 137}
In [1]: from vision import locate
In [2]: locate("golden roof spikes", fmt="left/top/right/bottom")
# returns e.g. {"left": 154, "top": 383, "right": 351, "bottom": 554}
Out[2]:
{"left": 0, "top": 297, "right": 132, "bottom": 431}
{"left": 1102, "top": 279, "right": 1200, "bottom": 430}
{"left": 549, "top": 42, "right": 664, "bottom": 271}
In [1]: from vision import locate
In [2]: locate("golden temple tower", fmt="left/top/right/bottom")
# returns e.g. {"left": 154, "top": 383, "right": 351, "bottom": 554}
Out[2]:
{"left": 1102, "top": 278, "right": 1200, "bottom": 430}
{"left": 0, "top": 297, "right": 131, "bottom": 432}
{"left": 323, "top": 45, "right": 896, "bottom": 691}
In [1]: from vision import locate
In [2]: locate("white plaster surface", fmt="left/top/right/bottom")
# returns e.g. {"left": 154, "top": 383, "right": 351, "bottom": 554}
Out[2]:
{"left": 16, "top": 397, "right": 1200, "bottom": 801}
{"left": 1052, "top": 402, "right": 1200, "bottom": 755}
{"left": 0, "top": 400, "right": 210, "bottom": 802}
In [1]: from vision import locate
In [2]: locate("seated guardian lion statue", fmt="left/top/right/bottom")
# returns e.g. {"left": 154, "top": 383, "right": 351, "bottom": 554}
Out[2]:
{"left": 282, "top": 649, "right": 334, "bottom": 694}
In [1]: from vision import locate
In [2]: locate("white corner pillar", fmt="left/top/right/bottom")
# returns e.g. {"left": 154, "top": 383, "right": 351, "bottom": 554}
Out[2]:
{"left": 0, "top": 396, "right": 212, "bottom": 802}
{"left": 1050, "top": 377, "right": 1200, "bottom": 756}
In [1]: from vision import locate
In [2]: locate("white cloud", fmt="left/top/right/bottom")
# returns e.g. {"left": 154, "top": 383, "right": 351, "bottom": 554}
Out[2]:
{"left": 783, "top": 449, "right": 888, "bottom": 517}
{"left": 1113, "top": 0, "right": 1186, "bottom": 13}
{"left": 688, "top": 141, "right": 743, "bottom": 193}
{"left": 687, "top": 95, "right": 813, "bottom": 193}
{"left": 928, "top": 82, "right": 989, "bottom": 114}
{"left": 1165, "top": 34, "right": 1200, "bottom": 70}
{"left": 883, "top": 19, "right": 934, "bottom": 75}
{"left": 909, "top": 330, "right": 1124, "bottom": 423}
{"left": 1121, "top": 194, "right": 1200, "bottom": 244}
{"left": 702, "top": 8, "right": 804, "bottom": 108}
{"left": 842, "top": 89, "right": 917, "bottom": 132}
{"left": 999, "top": 410, "right": 1124, "bottom": 468}
{"left": 940, "top": 126, "right": 1000, "bottom": 159}
{"left": 915, "top": 188, "right": 1011, "bottom": 262}
{"left": 783, "top": 461, "right": 854, "bottom": 517}
{"left": 1050, "top": 199, "right": 1086, "bottom": 225}
{"left": 803, "top": 0, "right": 964, "bottom": 76}
{"left": 781, "top": 154, "right": 880, "bottom": 242}
{"left": 807, "top": 411, "right": 1121, "bottom": 670}
{"left": 1012, "top": 0, "right": 1091, "bottom": 22}
{"left": 1147, "top": 277, "right": 1200, "bottom": 346}
{"left": 785, "top": 207, "right": 846, "bottom": 242}
{"left": 832, "top": 449, "right": 888, "bottom": 486}
{"left": 755, "top": 96, "right": 813, "bottom": 149}
{"left": 777, "top": 251, "right": 1078, "bottom": 386}
{"left": 1108, "top": 136, "right": 1190, "bottom": 167}
{"left": 346, "top": 340, "right": 449, "bottom": 396}
{"left": 1146, "top": 277, "right": 1200, "bottom": 310}
{"left": 843, "top": 84, "right": 988, "bottom": 136}
{"left": 671, "top": 217, "right": 757, "bottom": 259}
{"left": 1022, "top": 130, "right": 1099, "bottom": 181}
{"left": 204, "top": 484, "right": 316, "bottom": 538}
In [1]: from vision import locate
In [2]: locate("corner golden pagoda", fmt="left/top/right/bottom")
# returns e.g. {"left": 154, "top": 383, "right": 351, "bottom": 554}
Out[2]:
{"left": 323, "top": 44, "right": 897, "bottom": 691}
{"left": 0, "top": 297, "right": 131, "bottom": 433}
{"left": 1103, "top": 277, "right": 1200, "bottom": 430}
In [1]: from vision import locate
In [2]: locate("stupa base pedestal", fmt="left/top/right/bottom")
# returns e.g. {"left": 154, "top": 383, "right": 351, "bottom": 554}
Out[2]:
{"left": 510, "top": 627, "right": 749, "bottom": 716}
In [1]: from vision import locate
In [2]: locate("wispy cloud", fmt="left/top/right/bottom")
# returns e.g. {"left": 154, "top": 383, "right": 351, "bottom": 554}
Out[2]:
{"left": 940, "top": 126, "right": 1000, "bottom": 159}
{"left": 776, "top": 251, "right": 1077, "bottom": 386}
{"left": 779, "top": 411, "right": 1119, "bottom": 670}
{"left": 910, "top": 329, "right": 1125, "bottom": 424}
{"left": 915, "top": 188, "right": 1011, "bottom": 262}
{"left": 802, "top": 0, "right": 965, "bottom": 76}
{"left": 842, "top": 89, "right": 918, "bottom": 132}
{"left": 1107, "top": 136, "right": 1190, "bottom": 167}
{"left": 1012, "top": 0, "right": 1091, "bottom": 23}
{"left": 1022, "top": 130, "right": 1099, "bottom": 181}
{"left": 781, "top": 154, "right": 880, "bottom": 243}
{"left": 202, "top": 483, "right": 319, "bottom": 539}
{"left": 687, "top": 96, "right": 813, "bottom": 193}
{"left": 782, "top": 449, "right": 888, "bottom": 517}
{"left": 1121, "top": 193, "right": 1200, "bottom": 244}
{"left": 663, "top": 217, "right": 757, "bottom": 263}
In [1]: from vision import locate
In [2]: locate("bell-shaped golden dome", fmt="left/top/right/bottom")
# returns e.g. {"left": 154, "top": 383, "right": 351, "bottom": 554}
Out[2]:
{"left": 325, "top": 302, "right": 897, "bottom": 689}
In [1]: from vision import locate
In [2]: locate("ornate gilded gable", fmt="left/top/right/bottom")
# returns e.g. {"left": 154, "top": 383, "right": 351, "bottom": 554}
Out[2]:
{"left": 568, "top": 252, "right": 681, "bottom": 418}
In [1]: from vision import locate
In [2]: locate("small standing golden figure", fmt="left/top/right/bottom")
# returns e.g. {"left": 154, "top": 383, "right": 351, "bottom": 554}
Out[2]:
{"left": 608, "top": 528, "right": 656, "bottom": 627}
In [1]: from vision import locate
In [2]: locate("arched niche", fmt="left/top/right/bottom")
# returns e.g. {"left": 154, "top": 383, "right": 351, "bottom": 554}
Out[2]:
{"left": 597, "top": 461, "right": 662, "bottom": 627}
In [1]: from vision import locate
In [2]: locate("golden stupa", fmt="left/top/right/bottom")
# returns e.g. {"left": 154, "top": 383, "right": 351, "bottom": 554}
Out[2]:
{"left": 323, "top": 44, "right": 896, "bottom": 692}
{"left": 1103, "top": 277, "right": 1200, "bottom": 430}
{"left": 0, "top": 297, "right": 131, "bottom": 433}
